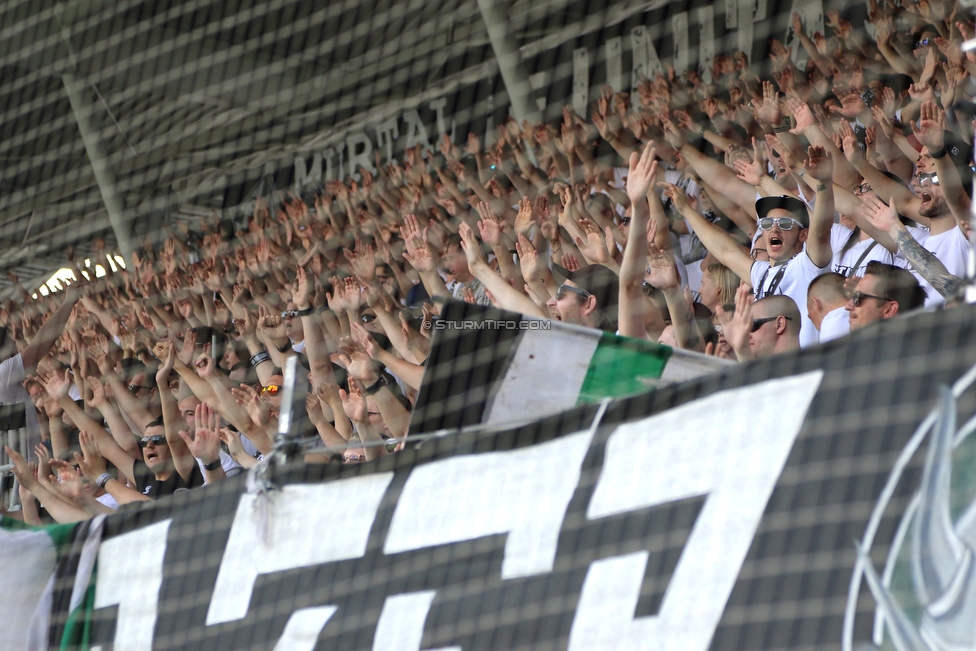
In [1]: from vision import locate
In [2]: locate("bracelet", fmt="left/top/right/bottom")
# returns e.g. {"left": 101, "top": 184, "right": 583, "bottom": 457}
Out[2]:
{"left": 295, "top": 306, "right": 315, "bottom": 317}
{"left": 363, "top": 374, "right": 389, "bottom": 396}
{"left": 96, "top": 473, "right": 111, "bottom": 489}
{"left": 772, "top": 118, "right": 792, "bottom": 133}
{"left": 203, "top": 459, "right": 222, "bottom": 472}
{"left": 930, "top": 146, "right": 949, "bottom": 159}
{"left": 276, "top": 340, "right": 292, "bottom": 353}
{"left": 797, "top": 169, "right": 806, "bottom": 177}
{"left": 316, "top": 304, "right": 330, "bottom": 314}
{"left": 249, "top": 350, "right": 272, "bottom": 367}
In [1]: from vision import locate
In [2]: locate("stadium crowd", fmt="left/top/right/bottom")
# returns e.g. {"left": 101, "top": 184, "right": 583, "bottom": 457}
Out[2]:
{"left": 0, "top": 0, "right": 973, "bottom": 522}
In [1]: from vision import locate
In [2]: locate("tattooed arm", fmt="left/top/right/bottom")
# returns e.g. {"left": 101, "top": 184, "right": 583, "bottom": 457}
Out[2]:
{"left": 891, "top": 227, "right": 964, "bottom": 298}
{"left": 863, "top": 195, "right": 963, "bottom": 299}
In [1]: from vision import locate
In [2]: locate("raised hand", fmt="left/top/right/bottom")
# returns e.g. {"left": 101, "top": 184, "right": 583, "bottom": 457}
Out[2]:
{"left": 339, "top": 381, "right": 369, "bottom": 423}
{"left": 194, "top": 353, "right": 216, "bottom": 380}
{"left": 230, "top": 384, "right": 273, "bottom": 428}
{"left": 179, "top": 402, "right": 221, "bottom": 464}
{"left": 335, "top": 337, "right": 378, "bottom": 384}
{"left": 911, "top": 101, "right": 946, "bottom": 152}
{"left": 645, "top": 239, "right": 680, "bottom": 290}
{"left": 292, "top": 266, "right": 312, "bottom": 309}
{"left": 38, "top": 367, "right": 72, "bottom": 402}
{"left": 476, "top": 201, "right": 505, "bottom": 246}
{"left": 458, "top": 221, "right": 488, "bottom": 268}
{"left": 626, "top": 142, "right": 659, "bottom": 203}
{"left": 734, "top": 138, "right": 767, "bottom": 186}
{"left": 860, "top": 195, "right": 900, "bottom": 232}
{"left": 75, "top": 431, "right": 107, "bottom": 482}
{"left": 803, "top": 146, "right": 834, "bottom": 181}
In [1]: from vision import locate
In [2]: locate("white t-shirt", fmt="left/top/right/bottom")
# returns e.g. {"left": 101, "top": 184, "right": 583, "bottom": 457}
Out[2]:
{"left": 96, "top": 492, "right": 119, "bottom": 511}
{"left": 818, "top": 307, "right": 850, "bottom": 343}
{"left": 750, "top": 248, "right": 829, "bottom": 348}
{"left": 829, "top": 224, "right": 895, "bottom": 278}
{"left": 0, "top": 353, "right": 40, "bottom": 451}
{"left": 901, "top": 225, "right": 971, "bottom": 306}
{"left": 685, "top": 258, "right": 704, "bottom": 295}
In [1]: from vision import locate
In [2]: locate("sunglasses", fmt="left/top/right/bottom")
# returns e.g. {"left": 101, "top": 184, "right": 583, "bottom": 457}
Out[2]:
{"left": 555, "top": 284, "right": 591, "bottom": 301}
{"left": 138, "top": 435, "right": 167, "bottom": 448}
{"left": 128, "top": 384, "right": 153, "bottom": 393}
{"left": 620, "top": 217, "right": 632, "bottom": 226}
{"left": 750, "top": 248, "right": 767, "bottom": 260}
{"left": 851, "top": 291, "right": 891, "bottom": 307}
{"left": 361, "top": 314, "right": 377, "bottom": 324}
{"left": 281, "top": 310, "right": 299, "bottom": 318}
{"left": 759, "top": 217, "right": 800, "bottom": 231}
{"left": 916, "top": 37, "right": 932, "bottom": 48}
{"left": 751, "top": 315, "right": 792, "bottom": 332}
{"left": 261, "top": 385, "right": 280, "bottom": 396}
{"left": 853, "top": 182, "right": 873, "bottom": 194}
{"left": 915, "top": 172, "right": 939, "bottom": 187}
{"left": 343, "top": 454, "right": 366, "bottom": 463}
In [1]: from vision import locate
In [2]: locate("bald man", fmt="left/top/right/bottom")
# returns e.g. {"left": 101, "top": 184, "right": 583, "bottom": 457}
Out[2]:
{"left": 748, "top": 295, "right": 802, "bottom": 359}
{"left": 807, "top": 273, "right": 850, "bottom": 343}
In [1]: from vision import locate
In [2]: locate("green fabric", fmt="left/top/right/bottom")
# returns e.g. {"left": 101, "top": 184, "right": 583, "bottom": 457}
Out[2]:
{"left": 1, "top": 515, "right": 77, "bottom": 551}
{"left": 577, "top": 332, "right": 672, "bottom": 404}
{"left": 59, "top": 567, "right": 96, "bottom": 651}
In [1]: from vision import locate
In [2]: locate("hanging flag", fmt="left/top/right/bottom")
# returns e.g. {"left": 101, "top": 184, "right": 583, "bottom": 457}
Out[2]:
{"left": 410, "top": 300, "right": 729, "bottom": 433}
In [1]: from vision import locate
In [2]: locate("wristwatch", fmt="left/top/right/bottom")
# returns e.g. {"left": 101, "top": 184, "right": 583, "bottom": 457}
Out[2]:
{"left": 295, "top": 306, "right": 316, "bottom": 317}
{"left": 204, "top": 459, "right": 222, "bottom": 471}
{"left": 363, "top": 374, "right": 389, "bottom": 396}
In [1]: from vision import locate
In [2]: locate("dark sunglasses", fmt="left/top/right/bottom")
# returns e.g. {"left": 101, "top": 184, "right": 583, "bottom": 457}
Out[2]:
{"left": 620, "top": 217, "right": 632, "bottom": 226}
{"left": 261, "top": 385, "right": 280, "bottom": 396}
{"left": 128, "top": 384, "right": 153, "bottom": 393}
{"left": 759, "top": 217, "right": 800, "bottom": 231}
{"left": 361, "top": 314, "right": 377, "bottom": 324}
{"left": 915, "top": 172, "right": 939, "bottom": 186}
{"left": 281, "top": 310, "right": 299, "bottom": 318}
{"left": 138, "top": 435, "right": 167, "bottom": 448}
{"left": 916, "top": 37, "right": 932, "bottom": 48}
{"left": 851, "top": 291, "right": 891, "bottom": 307}
{"left": 751, "top": 315, "right": 792, "bottom": 332}
{"left": 555, "top": 284, "right": 591, "bottom": 301}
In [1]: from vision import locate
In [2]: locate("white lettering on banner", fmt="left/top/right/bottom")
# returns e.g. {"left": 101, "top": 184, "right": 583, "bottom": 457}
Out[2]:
{"left": 384, "top": 431, "right": 593, "bottom": 579}
{"left": 698, "top": 5, "right": 716, "bottom": 83}
{"left": 672, "top": 12, "right": 690, "bottom": 73}
{"left": 572, "top": 48, "right": 589, "bottom": 116}
{"left": 429, "top": 98, "right": 454, "bottom": 141}
{"left": 206, "top": 475, "right": 394, "bottom": 625}
{"left": 631, "top": 27, "right": 650, "bottom": 95}
{"left": 375, "top": 117, "right": 400, "bottom": 165}
{"left": 94, "top": 519, "right": 172, "bottom": 651}
{"left": 402, "top": 110, "right": 431, "bottom": 151}
{"left": 568, "top": 371, "right": 823, "bottom": 651}
{"left": 372, "top": 591, "right": 461, "bottom": 651}
{"left": 737, "top": 0, "right": 756, "bottom": 58}
{"left": 293, "top": 152, "right": 322, "bottom": 192}
{"left": 272, "top": 606, "right": 338, "bottom": 651}
{"left": 345, "top": 132, "right": 376, "bottom": 180}
{"left": 323, "top": 145, "right": 342, "bottom": 181}
{"left": 605, "top": 37, "right": 623, "bottom": 91}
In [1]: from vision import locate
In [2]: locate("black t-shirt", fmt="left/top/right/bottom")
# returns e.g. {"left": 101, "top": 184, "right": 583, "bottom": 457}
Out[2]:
{"left": 132, "top": 458, "right": 205, "bottom": 498}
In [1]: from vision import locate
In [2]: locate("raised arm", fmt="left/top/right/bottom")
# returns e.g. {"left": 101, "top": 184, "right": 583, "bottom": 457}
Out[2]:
{"left": 663, "top": 183, "right": 755, "bottom": 282}
{"left": 459, "top": 222, "right": 547, "bottom": 318}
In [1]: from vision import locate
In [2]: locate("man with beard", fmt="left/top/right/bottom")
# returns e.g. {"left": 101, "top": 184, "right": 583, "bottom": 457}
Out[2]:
{"left": 845, "top": 102, "right": 971, "bottom": 305}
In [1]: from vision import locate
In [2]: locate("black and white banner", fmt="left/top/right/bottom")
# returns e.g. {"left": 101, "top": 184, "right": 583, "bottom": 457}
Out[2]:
{"left": 20, "top": 303, "right": 976, "bottom": 651}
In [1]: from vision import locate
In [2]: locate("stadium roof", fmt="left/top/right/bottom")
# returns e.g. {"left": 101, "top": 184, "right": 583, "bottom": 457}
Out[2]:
{"left": 0, "top": 0, "right": 775, "bottom": 295}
